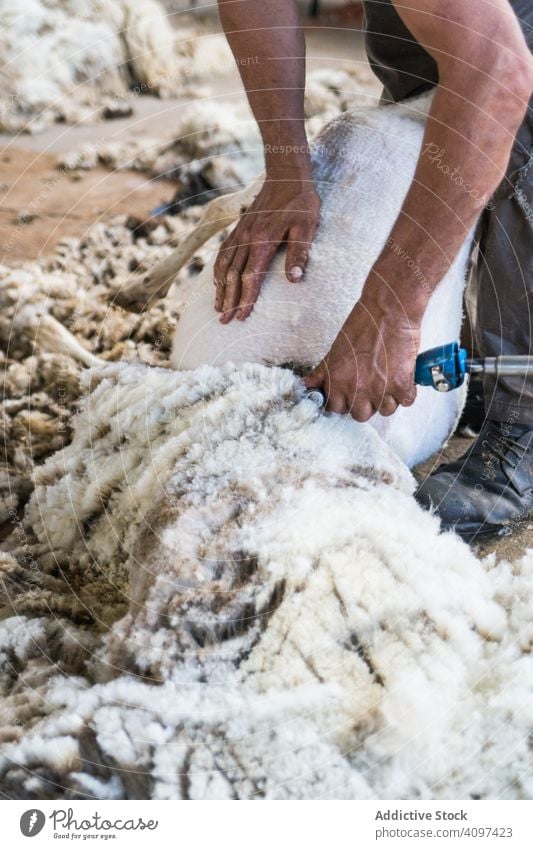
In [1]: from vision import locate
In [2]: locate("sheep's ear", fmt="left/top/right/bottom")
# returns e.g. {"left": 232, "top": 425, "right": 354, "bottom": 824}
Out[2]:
{"left": 113, "top": 177, "right": 264, "bottom": 314}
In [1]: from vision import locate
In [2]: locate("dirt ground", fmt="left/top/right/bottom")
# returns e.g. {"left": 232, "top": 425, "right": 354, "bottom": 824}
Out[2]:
{"left": 0, "top": 148, "right": 176, "bottom": 263}
{"left": 1, "top": 11, "right": 530, "bottom": 561}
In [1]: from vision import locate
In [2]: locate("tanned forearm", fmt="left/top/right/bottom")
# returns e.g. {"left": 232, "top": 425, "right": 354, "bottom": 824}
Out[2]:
{"left": 218, "top": 0, "right": 312, "bottom": 179}
{"left": 214, "top": 0, "right": 320, "bottom": 323}
{"left": 362, "top": 0, "right": 533, "bottom": 323}
{"left": 305, "top": 0, "right": 533, "bottom": 419}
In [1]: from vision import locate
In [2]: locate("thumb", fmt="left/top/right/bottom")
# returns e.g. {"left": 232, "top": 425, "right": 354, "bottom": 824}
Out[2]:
{"left": 303, "top": 361, "right": 326, "bottom": 389}
{"left": 285, "top": 223, "right": 314, "bottom": 283}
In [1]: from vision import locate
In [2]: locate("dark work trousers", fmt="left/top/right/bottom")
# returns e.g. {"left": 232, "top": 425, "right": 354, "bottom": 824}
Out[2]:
{"left": 363, "top": 0, "right": 533, "bottom": 425}
{"left": 471, "top": 101, "right": 533, "bottom": 426}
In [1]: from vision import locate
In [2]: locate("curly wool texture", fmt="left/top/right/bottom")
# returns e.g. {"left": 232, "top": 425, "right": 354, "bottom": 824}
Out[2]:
{"left": 0, "top": 362, "right": 532, "bottom": 800}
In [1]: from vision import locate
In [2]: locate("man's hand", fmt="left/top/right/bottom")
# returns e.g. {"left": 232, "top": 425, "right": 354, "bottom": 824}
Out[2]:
{"left": 304, "top": 297, "right": 419, "bottom": 421}
{"left": 213, "top": 177, "right": 320, "bottom": 323}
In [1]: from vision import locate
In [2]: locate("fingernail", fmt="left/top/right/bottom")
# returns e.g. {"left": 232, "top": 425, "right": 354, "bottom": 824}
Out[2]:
{"left": 236, "top": 309, "right": 243, "bottom": 320}
{"left": 290, "top": 266, "right": 303, "bottom": 281}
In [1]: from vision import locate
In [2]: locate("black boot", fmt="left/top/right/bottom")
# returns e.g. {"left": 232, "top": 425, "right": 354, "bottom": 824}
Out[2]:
{"left": 415, "top": 419, "right": 533, "bottom": 542}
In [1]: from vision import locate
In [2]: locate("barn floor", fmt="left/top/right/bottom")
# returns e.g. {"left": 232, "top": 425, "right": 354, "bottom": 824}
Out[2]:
{"left": 1, "top": 12, "right": 530, "bottom": 561}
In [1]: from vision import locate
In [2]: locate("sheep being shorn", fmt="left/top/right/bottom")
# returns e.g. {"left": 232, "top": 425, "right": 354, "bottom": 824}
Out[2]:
{"left": 119, "top": 92, "right": 471, "bottom": 468}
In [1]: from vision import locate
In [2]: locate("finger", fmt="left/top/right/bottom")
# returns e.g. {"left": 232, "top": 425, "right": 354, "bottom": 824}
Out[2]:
{"left": 220, "top": 247, "right": 249, "bottom": 324}
{"left": 326, "top": 392, "right": 348, "bottom": 415}
{"left": 214, "top": 238, "right": 238, "bottom": 311}
{"left": 349, "top": 397, "right": 376, "bottom": 423}
{"left": 215, "top": 229, "right": 246, "bottom": 310}
{"left": 237, "top": 241, "right": 280, "bottom": 320}
{"left": 303, "top": 362, "right": 326, "bottom": 389}
{"left": 213, "top": 234, "right": 238, "bottom": 289}
{"left": 400, "top": 383, "right": 417, "bottom": 407}
{"left": 376, "top": 394, "right": 399, "bottom": 417}
{"left": 214, "top": 280, "right": 226, "bottom": 312}
{"left": 285, "top": 223, "right": 315, "bottom": 282}
{"left": 389, "top": 379, "right": 417, "bottom": 408}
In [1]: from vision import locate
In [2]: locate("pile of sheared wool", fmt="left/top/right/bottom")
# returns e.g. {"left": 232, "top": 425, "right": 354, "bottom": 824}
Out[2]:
{"left": 304, "top": 66, "right": 379, "bottom": 135}
{"left": 57, "top": 66, "right": 378, "bottom": 201}
{"left": 0, "top": 0, "right": 233, "bottom": 133}
{"left": 59, "top": 101, "right": 265, "bottom": 203}
{"left": 0, "top": 361, "right": 531, "bottom": 799}
{"left": 0, "top": 206, "right": 226, "bottom": 526}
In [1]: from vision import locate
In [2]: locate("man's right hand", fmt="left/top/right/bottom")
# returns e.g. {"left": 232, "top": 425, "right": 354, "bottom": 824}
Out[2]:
{"left": 213, "top": 176, "right": 320, "bottom": 323}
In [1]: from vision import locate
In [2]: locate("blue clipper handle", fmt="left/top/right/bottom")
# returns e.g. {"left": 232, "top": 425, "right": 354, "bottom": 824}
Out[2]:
{"left": 414, "top": 342, "right": 468, "bottom": 392}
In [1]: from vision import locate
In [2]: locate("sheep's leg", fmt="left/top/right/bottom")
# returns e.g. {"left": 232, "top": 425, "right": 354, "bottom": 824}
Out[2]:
{"left": 113, "top": 177, "right": 263, "bottom": 313}
{"left": 33, "top": 314, "right": 105, "bottom": 368}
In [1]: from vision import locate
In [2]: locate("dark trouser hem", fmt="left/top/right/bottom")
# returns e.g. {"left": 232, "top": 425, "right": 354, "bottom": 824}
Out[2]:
{"left": 483, "top": 398, "right": 533, "bottom": 428}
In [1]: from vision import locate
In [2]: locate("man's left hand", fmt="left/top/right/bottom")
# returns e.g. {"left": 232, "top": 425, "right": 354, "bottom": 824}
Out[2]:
{"left": 303, "top": 298, "right": 420, "bottom": 421}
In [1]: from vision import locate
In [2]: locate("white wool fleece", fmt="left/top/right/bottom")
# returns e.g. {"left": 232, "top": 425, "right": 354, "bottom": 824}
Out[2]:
{"left": 0, "top": 361, "right": 529, "bottom": 800}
